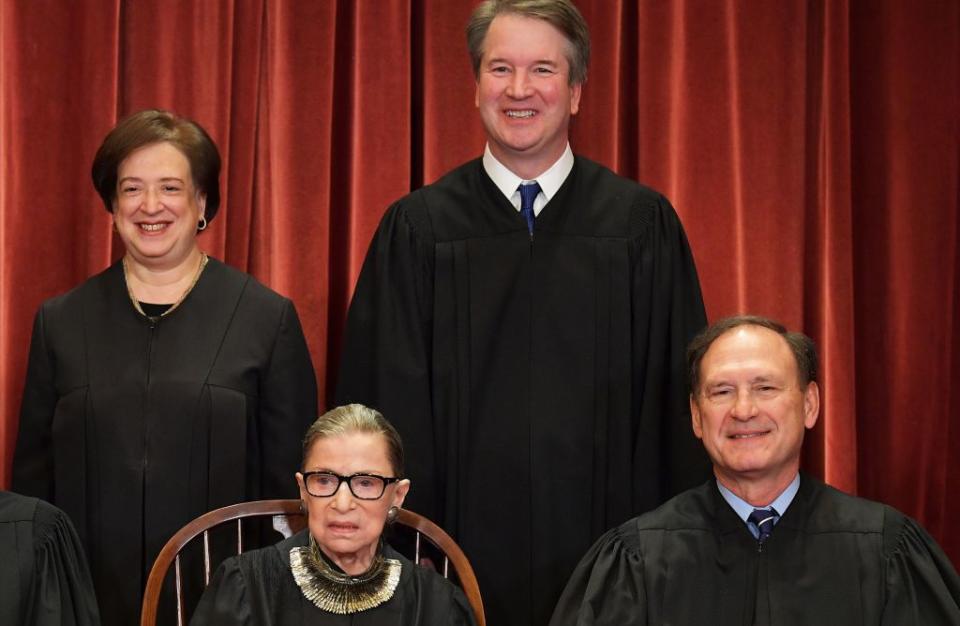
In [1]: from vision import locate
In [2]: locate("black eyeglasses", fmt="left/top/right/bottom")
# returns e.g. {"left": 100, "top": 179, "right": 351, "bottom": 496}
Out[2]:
{"left": 301, "top": 471, "right": 401, "bottom": 500}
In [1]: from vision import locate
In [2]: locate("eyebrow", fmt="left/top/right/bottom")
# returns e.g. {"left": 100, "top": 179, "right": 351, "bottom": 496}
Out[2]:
{"left": 306, "top": 468, "right": 387, "bottom": 475}
{"left": 118, "top": 176, "right": 185, "bottom": 183}
{"left": 486, "top": 57, "right": 560, "bottom": 67}
{"left": 704, "top": 375, "right": 780, "bottom": 388}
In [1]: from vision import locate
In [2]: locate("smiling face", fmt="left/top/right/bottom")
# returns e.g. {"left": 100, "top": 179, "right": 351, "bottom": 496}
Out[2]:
{"left": 296, "top": 431, "right": 409, "bottom": 574}
{"left": 691, "top": 325, "right": 820, "bottom": 493}
{"left": 112, "top": 141, "right": 204, "bottom": 270}
{"left": 475, "top": 13, "right": 582, "bottom": 179}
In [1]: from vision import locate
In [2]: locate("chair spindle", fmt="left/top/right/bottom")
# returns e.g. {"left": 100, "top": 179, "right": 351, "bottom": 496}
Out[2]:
{"left": 203, "top": 530, "right": 211, "bottom": 585}
{"left": 174, "top": 554, "right": 184, "bottom": 626}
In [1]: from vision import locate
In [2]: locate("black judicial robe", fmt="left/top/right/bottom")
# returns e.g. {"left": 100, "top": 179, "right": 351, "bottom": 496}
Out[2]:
{"left": 13, "top": 258, "right": 318, "bottom": 626}
{"left": 190, "top": 529, "right": 476, "bottom": 625}
{"left": 550, "top": 475, "right": 960, "bottom": 625}
{"left": 0, "top": 491, "right": 101, "bottom": 625}
{"left": 336, "top": 157, "right": 709, "bottom": 625}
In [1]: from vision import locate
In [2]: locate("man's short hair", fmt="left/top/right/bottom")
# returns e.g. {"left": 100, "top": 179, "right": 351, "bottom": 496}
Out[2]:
{"left": 687, "top": 315, "right": 819, "bottom": 395}
{"left": 466, "top": 0, "right": 591, "bottom": 85}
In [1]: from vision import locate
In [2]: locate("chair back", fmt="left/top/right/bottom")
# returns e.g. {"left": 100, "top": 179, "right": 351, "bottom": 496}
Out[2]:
{"left": 140, "top": 499, "right": 485, "bottom": 626}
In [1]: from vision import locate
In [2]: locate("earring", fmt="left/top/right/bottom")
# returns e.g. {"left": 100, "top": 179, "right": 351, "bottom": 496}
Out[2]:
{"left": 386, "top": 505, "right": 399, "bottom": 524}
{"left": 299, "top": 500, "right": 306, "bottom": 515}
{"left": 197, "top": 215, "right": 208, "bottom": 231}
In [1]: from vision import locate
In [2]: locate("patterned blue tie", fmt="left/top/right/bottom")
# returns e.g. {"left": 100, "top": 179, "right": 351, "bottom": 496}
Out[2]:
{"left": 748, "top": 507, "right": 779, "bottom": 543}
{"left": 518, "top": 182, "right": 541, "bottom": 235}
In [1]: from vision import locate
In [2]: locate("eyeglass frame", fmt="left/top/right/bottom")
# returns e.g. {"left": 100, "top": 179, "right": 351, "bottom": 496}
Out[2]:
{"left": 300, "top": 470, "right": 402, "bottom": 500}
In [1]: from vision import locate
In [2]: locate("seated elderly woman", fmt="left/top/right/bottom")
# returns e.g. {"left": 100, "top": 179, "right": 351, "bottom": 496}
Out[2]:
{"left": 190, "top": 404, "right": 476, "bottom": 625}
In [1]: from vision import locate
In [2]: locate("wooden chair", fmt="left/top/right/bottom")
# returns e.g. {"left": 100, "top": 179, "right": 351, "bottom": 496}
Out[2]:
{"left": 140, "top": 499, "right": 485, "bottom": 626}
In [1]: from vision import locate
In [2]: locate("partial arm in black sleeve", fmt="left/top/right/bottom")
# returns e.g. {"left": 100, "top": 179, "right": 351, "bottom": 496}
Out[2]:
{"left": 258, "top": 298, "right": 318, "bottom": 499}
{"left": 632, "top": 196, "right": 710, "bottom": 508}
{"left": 13, "top": 307, "right": 58, "bottom": 502}
{"left": 335, "top": 201, "right": 439, "bottom": 520}
{"left": 550, "top": 525, "right": 648, "bottom": 626}
{"left": 189, "top": 558, "right": 252, "bottom": 626}
{"left": 24, "top": 498, "right": 102, "bottom": 626}
{"left": 881, "top": 513, "right": 960, "bottom": 624}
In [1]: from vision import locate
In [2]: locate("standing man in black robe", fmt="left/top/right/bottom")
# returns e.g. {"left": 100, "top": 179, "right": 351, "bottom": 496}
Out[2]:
{"left": 336, "top": 1, "right": 708, "bottom": 624}
{"left": 551, "top": 316, "right": 960, "bottom": 625}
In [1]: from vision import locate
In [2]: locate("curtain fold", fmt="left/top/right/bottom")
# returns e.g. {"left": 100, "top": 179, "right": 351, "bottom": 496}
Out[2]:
{"left": 802, "top": 0, "right": 857, "bottom": 492}
{"left": 1, "top": 0, "right": 957, "bottom": 566}
{"left": 848, "top": 0, "right": 959, "bottom": 544}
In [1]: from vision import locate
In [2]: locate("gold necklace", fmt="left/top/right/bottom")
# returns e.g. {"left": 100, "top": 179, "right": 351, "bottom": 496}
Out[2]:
{"left": 289, "top": 535, "right": 401, "bottom": 614}
{"left": 122, "top": 252, "right": 208, "bottom": 318}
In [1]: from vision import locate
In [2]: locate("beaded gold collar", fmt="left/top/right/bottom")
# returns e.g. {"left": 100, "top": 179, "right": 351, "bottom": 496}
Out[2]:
{"left": 289, "top": 536, "right": 401, "bottom": 614}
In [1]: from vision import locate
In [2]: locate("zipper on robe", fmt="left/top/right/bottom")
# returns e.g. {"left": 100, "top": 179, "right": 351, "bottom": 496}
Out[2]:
{"left": 140, "top": 315, "right": 159, "bottom": 593}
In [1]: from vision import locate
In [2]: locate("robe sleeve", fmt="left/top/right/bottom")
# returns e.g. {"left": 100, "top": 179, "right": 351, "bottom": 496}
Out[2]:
{"left": 881, "top": 514, "right": 960, "bottom": 624}
{"left": 23, "top": 499, "right": 101, "bottom": 626}
{"left": 258, "top": 299, "right": 318, "bottom": 499}
{"left": 631, "top": 196, "right": 709, "bottom": 506}
{"left": 12, "top": 306, "right": 57, "bottom": 501}
{"left": 549, "top": 525, "right": 647, "bottom": 626}
{"left": 447, "top": 585, "right": 478, "bottom": 626}
{"left": 189, "top": 558, "right": 252, "bottom": 626}
{"left": 335, "top": 202, "right": 438, "bottom": 518}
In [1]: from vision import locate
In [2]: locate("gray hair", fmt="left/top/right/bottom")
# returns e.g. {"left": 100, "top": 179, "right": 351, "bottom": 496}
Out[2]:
{"left": 301, "top": 404, "right": 405, "bottom": 477}
{"left": 466, "top": 0, "right": 590, "bottom": 85}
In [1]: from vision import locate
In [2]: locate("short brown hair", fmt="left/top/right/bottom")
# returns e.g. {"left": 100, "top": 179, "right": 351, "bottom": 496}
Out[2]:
{"left": 687, "top": 315, "right": 818, "bottom": 395}
{"left": 301, "top": 404, "right": 405, "bottom": 477}
{"left": 91, "top": 109, "right": 221, "bottom": 225}
{"left": 466, "top": 0, "right": 590, "bottom": 85}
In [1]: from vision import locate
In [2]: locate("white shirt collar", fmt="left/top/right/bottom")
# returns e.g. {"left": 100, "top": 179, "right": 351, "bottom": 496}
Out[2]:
{"left": 481, "top": 144, "right": 574, "bottom": 215}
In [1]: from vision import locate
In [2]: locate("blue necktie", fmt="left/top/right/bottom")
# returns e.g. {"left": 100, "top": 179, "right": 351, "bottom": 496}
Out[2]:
{"left": 748, "top": 507, "right": 779, "bottom": 543}
{"left": 518, "top": 182, "right": 541, "bottom": 235}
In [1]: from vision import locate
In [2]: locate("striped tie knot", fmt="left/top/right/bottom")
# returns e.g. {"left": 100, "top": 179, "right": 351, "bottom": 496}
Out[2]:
{"left": 748, "top": 507, "right": 779, "bottom": 543}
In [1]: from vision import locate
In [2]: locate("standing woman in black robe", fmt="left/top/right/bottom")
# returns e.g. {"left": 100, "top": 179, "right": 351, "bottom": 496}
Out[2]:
{"left": 12, "top": 109, "right": 318, "bottom": 625}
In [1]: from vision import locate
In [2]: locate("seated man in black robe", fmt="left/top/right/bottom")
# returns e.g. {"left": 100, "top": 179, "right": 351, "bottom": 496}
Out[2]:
{"left": 551, "top": 315, "right": 960, "bottom": 625}
{"left": 0, "top": 490, "right": 101, "bottom": 625}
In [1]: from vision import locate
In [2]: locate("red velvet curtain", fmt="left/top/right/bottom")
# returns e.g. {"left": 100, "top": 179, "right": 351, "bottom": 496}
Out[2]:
{"left": 1, "top": 1, "right": 957, "bottom": 565}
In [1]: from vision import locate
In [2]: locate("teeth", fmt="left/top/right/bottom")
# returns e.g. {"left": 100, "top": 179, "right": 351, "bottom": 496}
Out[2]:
{"left": 507, "top": 110, "right": 535, "bottom": 118}
{"left": 140, "top": 223, "right": 166, "bottom": 232}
